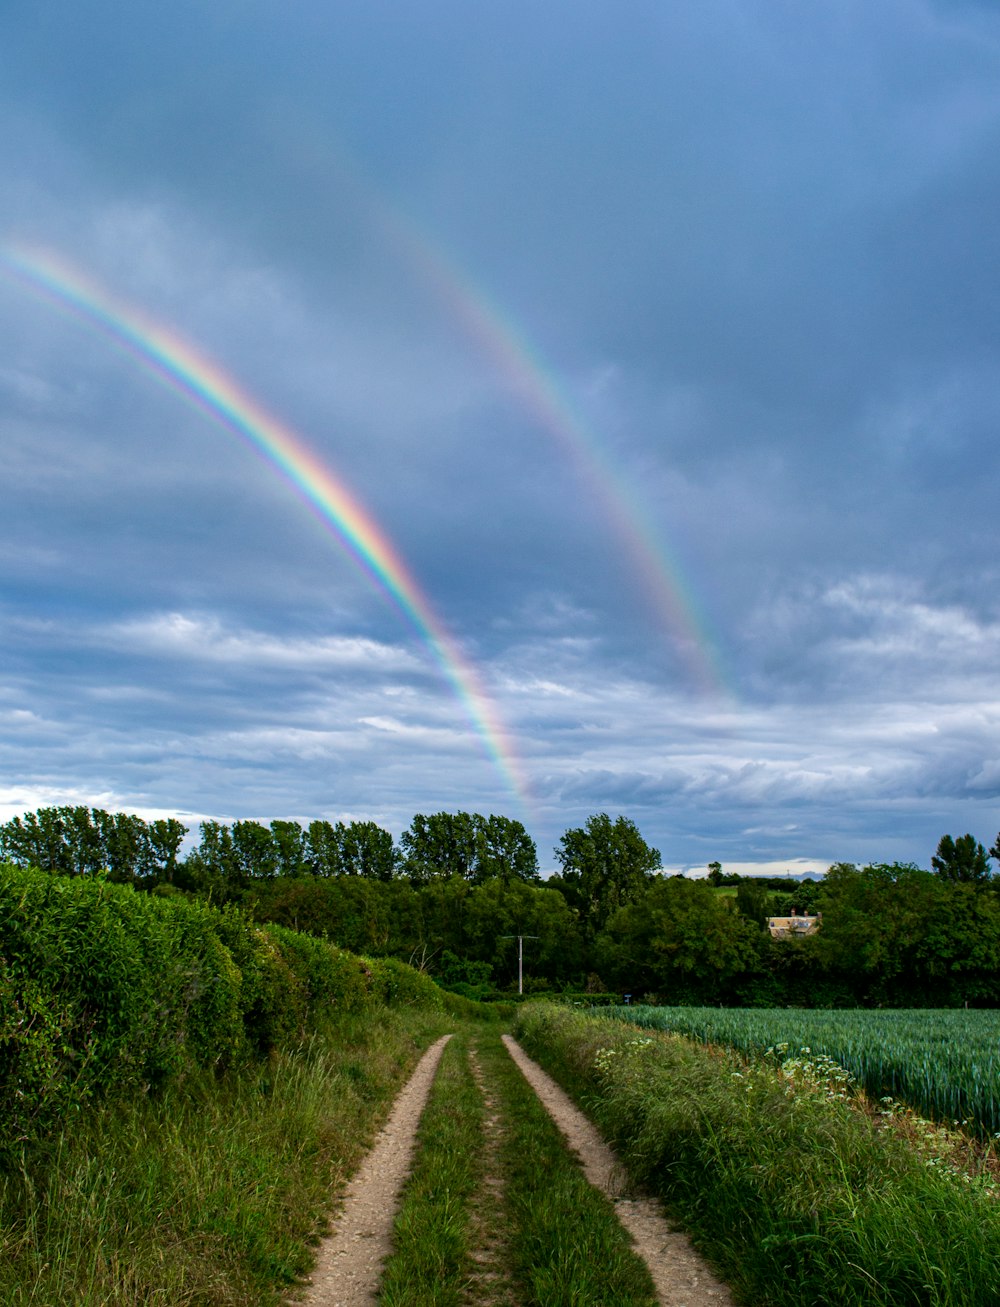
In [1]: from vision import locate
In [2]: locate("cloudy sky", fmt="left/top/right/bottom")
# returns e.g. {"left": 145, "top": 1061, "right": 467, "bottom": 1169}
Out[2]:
{"left": 2, "top": 1, "right": 999, "bottom": 876}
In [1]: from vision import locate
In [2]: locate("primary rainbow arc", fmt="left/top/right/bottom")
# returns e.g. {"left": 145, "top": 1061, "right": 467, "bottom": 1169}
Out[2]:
{"left": 1, "top": 243, "right": 529, "bottom": 809}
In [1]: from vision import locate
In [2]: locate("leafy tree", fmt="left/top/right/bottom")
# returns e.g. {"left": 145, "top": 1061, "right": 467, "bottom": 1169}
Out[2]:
{"left": 598, "top": 875, "right": 757, "bottom": 1002}
{"left": 183, "top": 820, "right": 241, "bottom": 894}
{"left": 93, "top": 810, "right": 155, "bottom": 884}
{"left": 931, "top": 834, "right": 991, "bottom": 883}
{"left": 340, "top": 821, "right": 397, "bottom": 881}
{"left": 1, "top": 808, "right": 72, "bottom": 873}
{"left": 707, "top": 861, "right": 724, "bottom": 887}
{"left": 304, "top": 820, "right": 342, "bottom": 877}
{"left": 461, "top": 878, "right": 583, "bottom": 988}
{"left": 231, "top": 821, "right": 279, "bottom": 881}
{"left": 400, "top": 812, "right": 479, "bottom": 885}
{"left": 148, "top": 818, "right": 187, "bottom": 883}
{"left": 553, "top": 813, "right": 660, "bottom": 937}
{"left": 473, "top": 814, "right": 539, "bottom": 885}
{"left": 735, "top": 877, "right": 771, "bottom": 928}
{"left": 269, "top": 820, "right": 306, "bottom": 878}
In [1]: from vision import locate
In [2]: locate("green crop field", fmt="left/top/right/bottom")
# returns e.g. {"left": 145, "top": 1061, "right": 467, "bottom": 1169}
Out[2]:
{"left": 607, "top": 1005, "right": 1000, "bottom": 1134}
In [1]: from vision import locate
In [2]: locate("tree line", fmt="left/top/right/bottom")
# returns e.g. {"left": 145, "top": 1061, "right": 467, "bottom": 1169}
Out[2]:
{"left": 2, "top": 807, "right": 999, "bottom": 1005}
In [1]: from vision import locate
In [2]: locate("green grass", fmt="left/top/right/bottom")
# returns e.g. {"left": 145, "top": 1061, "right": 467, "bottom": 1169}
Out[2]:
{"left": 380, "top": 1026, "right": 659, "bottom": 1307}
{"left": 516, "top": 1002, "right": 1000, "bottom": 1307}
{"left": 608, "top": 1005, "right": 1000, "bottom": 1132}
{"left": 379, "top": 1033, "right": 483, "bottom": 1307}
{"left": 486, "top": 1032, "right": 658, "bottom": 1307}
{"left": 0, "top": 1008, "right": 452, "bottom": 1306}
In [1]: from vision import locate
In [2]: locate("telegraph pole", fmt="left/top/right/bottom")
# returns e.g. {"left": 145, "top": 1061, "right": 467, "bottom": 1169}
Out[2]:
{"left": 500, "top": 934, "right": 539, "bottom": 995}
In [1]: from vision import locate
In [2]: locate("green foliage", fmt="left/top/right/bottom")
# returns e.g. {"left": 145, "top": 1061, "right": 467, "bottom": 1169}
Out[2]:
{"left": 735, "top": 876, "right": 770, "bottom": 927}
{"left": 553, "top": 813, "right": 660, "bottom": 937}
{"left": 0, "top": 807, "right": 187, "bottom": 884}
{"left": 932, "top": 833, "right": 992, "bottom": 883}
{"left": 364, "top": 956, "right": 445, "bottom": 1010}
{"left": 0, "top": 864, "right": 457, "bottom": 1153}
{"left": 597, "top": 874, "right": 759, "bottom": 1002}
{"left": 516, "top": 1004, "right": 1000, "bottom": 1307}
{"left": 0, "top": 1007, "right": 451, "bottom": 1305}
{"left": 608, "top": 1004, "right": 1000, "bottom": 1135}
{"left": 816, "top": 861, "right": 1000, "bottom": 1005}
{"left": 400, "top": 811, "right": 539, "bottom": 886}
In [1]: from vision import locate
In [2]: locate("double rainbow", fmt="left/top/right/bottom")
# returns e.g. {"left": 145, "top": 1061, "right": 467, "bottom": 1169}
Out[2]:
{"left": 1, "top": 244, "right": 529, "bottom": 808}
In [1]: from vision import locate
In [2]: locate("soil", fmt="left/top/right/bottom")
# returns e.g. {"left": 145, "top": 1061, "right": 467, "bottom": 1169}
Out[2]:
{"left": 296, "top": 1034, "right": 452, "bottom": 1307}
{"left": 500, "top": 1036, "right": 735, "bottom": 1307}
{"left": 296, "top": 1031, "right": 736, "bottom": 1307}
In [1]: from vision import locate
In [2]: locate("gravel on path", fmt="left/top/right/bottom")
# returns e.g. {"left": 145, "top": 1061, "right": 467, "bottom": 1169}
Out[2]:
{"left": 296, "top": 1034, "right": 452, "bottom": 1307}
{"left": 501, "top": 1034, "right": 735, "bottom": 1307}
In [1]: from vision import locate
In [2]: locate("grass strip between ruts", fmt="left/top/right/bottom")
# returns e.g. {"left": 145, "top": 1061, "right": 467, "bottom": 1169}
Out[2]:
{"left": 380, "top": 1028, "right": 658, "bottom": 1307}
{"left": 379, "top": 1032, "right": 483, "bottom": 1306}
{"left": 483, "top": 1032, "right": 659, "bottom": 1307}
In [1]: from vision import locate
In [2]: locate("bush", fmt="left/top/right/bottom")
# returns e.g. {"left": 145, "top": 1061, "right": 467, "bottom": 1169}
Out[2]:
{"left": 0, "top": 864, "right": 457, "bottom": 1152}
{"left": 363, "top": 956, "right": 444, "bottom": 1010}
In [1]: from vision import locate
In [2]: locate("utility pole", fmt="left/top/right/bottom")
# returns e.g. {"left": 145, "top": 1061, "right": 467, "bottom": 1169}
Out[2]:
{"left": 500, "top": 934, "right": 540, "bottom": 995}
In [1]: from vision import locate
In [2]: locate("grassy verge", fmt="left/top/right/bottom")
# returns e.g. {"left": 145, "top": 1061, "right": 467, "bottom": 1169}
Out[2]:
{"left": 516, "top": 1003, "right": 1000, "bottom": 1307}
{"left": 0, "top": 1007, "right": 451, "bottom": 1306}
{"left": 381, "top": 1027, "right": 657, "bottom": 1307}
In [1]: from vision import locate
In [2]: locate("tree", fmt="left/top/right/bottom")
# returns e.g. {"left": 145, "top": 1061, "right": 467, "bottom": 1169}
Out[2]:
{"left": 554, "top": 813, "right": 660, "bottom": 937}
{"left": 304, "top": 820, "right": 342, "bottom": 877}
{"left": 707, "top": 861, "right": 724, "bottom": 887}
{"left": 597, "top": 875, "right": 757, "bottom": 1002}
{"left": 232, "top": 821, "right": 279, "bottom": 881}
{"left": 932, "top": 834, "right": 991, "bottom": 883}
{"left": 270, "top": 820, "right": 306, "bottom": 878}
{"left": 473, "top": 814, "right": 539, "bottom": 885}
{"left": 736, "top": 877, "right": 771, "bottom": 928}
{"left": 340, "top": 821, "right": 397, "bottom": 881}
{"left": 93, "top": 809, "right": 154, "bottom": 883}
{"left": 183, "top": 820, "right": 241, "bottom": 894}
{"left": 148, "top": 818, "right": 187, "bottom": 883}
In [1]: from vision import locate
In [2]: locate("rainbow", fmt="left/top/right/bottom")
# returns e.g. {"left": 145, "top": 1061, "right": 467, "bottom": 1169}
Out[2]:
{"left": 376, "top": 213, "right": 728, "bottom": 696}
{"left": 1, "top": 243, "right": 530, "bottom": 808}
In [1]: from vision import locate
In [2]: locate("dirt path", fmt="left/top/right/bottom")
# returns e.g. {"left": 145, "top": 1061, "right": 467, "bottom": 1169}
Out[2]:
{"left": 297, "top": 1030, "right": 734, "bottom": 1306}
{"left": 297, "top": 1034, "right": 452, "bottom": 1307}
{"left": 502, "top": 1035, "right": 735, "bottom": 1307}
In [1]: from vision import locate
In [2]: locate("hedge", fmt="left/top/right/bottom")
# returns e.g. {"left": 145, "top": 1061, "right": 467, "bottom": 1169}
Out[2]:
{"left": 0, "top": 864, "right": 445, "bottom": 1153}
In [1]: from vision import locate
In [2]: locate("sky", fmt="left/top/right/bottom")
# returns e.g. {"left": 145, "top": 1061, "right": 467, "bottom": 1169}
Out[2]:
{"left": 1, "top": 1, "right": 999, "bottom": 877}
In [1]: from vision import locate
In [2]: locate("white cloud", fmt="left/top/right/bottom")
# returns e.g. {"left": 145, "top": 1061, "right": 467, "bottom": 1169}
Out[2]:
{"left": 104, "top": 612, "right": 424, "bottom": 672}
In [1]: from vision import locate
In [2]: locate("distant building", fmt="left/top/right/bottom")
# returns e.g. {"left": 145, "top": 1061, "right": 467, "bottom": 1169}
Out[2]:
{"left": 767, "top": 912, "right": 821, "bottom": 939}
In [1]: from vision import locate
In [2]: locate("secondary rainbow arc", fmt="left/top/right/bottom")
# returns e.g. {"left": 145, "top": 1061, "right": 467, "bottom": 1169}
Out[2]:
{"left": 365, "top": 197, "right": 728, "bottom": 696}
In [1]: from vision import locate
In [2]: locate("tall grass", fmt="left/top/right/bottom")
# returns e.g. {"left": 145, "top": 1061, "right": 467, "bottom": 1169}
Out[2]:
{"left": 0, "top": 1008, "right": 451, "bottom": 1306}
{"left": 516, "top": 1003, "right": 1000, "bottom": 1307}
{"left": 610, "top": 1005, "right": 1000, "bottom": 1132}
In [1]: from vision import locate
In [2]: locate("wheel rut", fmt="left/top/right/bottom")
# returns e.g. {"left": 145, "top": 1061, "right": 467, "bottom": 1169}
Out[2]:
{"left": 296, "top": 1029, "right": 735, "bottom": 1306}
{"left": 296, "top": 1034, "right": 452, "bottom": 1307}
{"left": 501, "top": 1034, "right": 736, "bottom": 1307}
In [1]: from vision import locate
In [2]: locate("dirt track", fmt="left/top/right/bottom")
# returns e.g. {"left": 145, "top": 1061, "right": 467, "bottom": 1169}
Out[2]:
{"left": 297, "top": 1033, "right": 734, "bottom": 1306}
{"left": 298, "top": 1035, "right": 452, "bottom": 1306}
